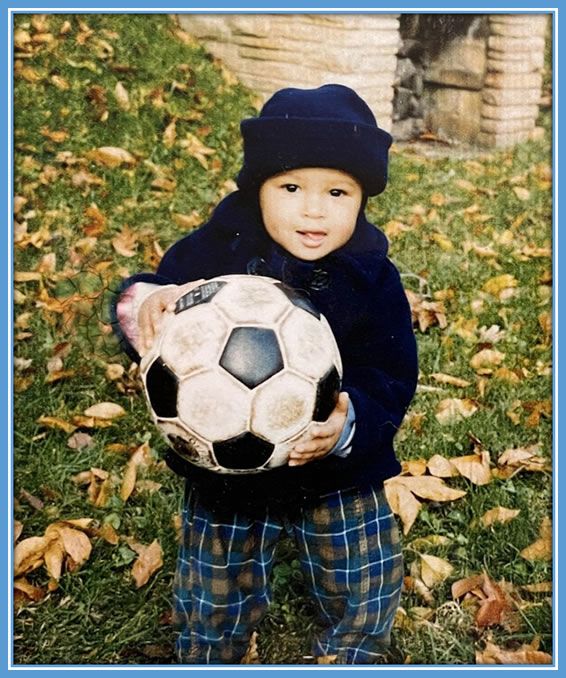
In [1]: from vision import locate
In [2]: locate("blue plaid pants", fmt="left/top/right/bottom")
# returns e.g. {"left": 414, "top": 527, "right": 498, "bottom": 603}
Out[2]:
{"left": 173, "top": 483, "right": 403, "bottom": 664}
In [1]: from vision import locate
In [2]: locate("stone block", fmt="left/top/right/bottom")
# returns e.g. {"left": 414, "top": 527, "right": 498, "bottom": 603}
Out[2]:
{"left": 489, "top": 15, "right": 549, "bottom": 37}
{"left": 488, "top": 35, "right": 545, "bottom": 54}
{"left": 488, "top": 13, "right": 549, "bottom": 26}
{"left": 477, "top": 129, "right": 534, "bottom": 148}
{"left": 480, "top": 116, "right": 535, "bottom": 134}
{"left": 485, "top": 71, "right": 543, "bottom": 90}
{"left": 481, "top": 103, "right": 539, "bottom": 120}
{"left": 482, "top": 87, "right": 542, "bottom": 106}
{"left": 425, "top": 88, "right": 483, "bottom": 143}
{"left": 425, "top": 37, "right": 486, "bottom": 90}
{"left": 486, "top": 55, "right": 541, "bottom": 74}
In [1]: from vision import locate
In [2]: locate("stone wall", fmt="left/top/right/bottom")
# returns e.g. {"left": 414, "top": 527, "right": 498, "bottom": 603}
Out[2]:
{"left": 176, "top": 14, "right": 400, "bottom": 131}
{"left": 175, "top": 13, "right": 550, "bottom": 148}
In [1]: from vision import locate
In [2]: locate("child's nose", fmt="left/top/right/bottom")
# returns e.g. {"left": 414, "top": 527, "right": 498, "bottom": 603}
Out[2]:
{"left": 302, "top": 194, "right": 325, "bottom": 218}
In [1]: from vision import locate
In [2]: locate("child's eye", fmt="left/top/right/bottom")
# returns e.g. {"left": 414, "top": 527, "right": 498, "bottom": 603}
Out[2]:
{"left": 329, "top": 188, "right": 346, "bottom": 197}
{"left": 283, "top": 184, "right": 299, "bottom": 193}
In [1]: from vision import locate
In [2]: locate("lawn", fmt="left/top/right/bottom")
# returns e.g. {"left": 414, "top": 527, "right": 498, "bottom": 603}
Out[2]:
{"left": 12, "top": 13, "right": 553, "bottom": 665}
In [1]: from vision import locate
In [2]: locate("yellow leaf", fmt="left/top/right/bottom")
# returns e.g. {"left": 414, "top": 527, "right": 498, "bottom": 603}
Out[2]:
{"left": 87, "top": 146, "right": 136, "bottom": 168}
{"left": 240, "top": 631, "right": 261, "bottom": 664}
{"left": 450, "top": 450, "right": 492, "bottom": 486}
{"left": 419, "top": 553, "right": 454, "bottom": 588}
{"left": 431, "top": 232, "right": 454, "bottom": 251}
{"left": 83, "top": 402, "right": 126, "bottom": 419}
{"left": 480, "top": 507, "right": 520, "bottom": 527}
{"left": 384, "top": 479, "right": 421, "bottom": 535}
{"left": 120, "top": 457, "right": 138, "bottom": 502}
{"left": 179, "top": 132, "right": 215, "bottom": 169}
{"left": 470, "top": 349, "right": 505, "bottom": 372}
{"left": 435, "top": 398, "right": 478, "bottom": 425}
{"left": 410, "top": 534, "right": 450, "bottom": 549}
{"left": 482, "top": 274, "right": 518, "bottom": 298}
{"left": 520, "top": 517, "right": 552, "bottom": 561}
{"left": 131, "top": 540, "right": 163, "bottom": 588}
{"left": 427, "top": 454, "right": 459, "bottom": 478}
{"left": 14, "top": 536, "right": 50, "bottom": 577}
{"left": 43, "top": 540, "right": 65, "bottom": 580}
{"left": 430, "top": 372, "right": 471, "bottom": 388}
{"left": 37, "top": 415, "right": 77, "bottom": 434}
{"left": 396, "top": 475, "right": 467, "bottom": 502}
{"left": 401, "top": 459, "right": 428, "bottom": 476}
{"left": 112, "top": 225, "right": 139, "bottom": 258}
{"left": 163, "top": 117, "right": 177, "bottom": 148}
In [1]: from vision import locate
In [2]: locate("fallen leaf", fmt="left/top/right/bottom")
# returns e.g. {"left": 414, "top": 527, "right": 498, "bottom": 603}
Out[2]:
{"left": 384, "top": 479, "right": 421, "bottom": 535}
{"left": 480, "top": 507, "right": 520, "bottom": 527}
{"left": 435, "top": 398, "right": 478, "bottom": 425}
{"left": 450, "top": 450, "right": 492, "bottom": 486}
{"left": 401, "top": 459, "right": 428, "bottom": 476}
{"left": 87, "top": 146, "right": 136, "bottom": 168}
{"left": 172, "top": 211, "right": 202, "bottom": 230}
{"left": 14, "top": 577, "right": 46, "bottom": 606}
{"left": 520, "top": 517, "right": 552, "bottom": 562}
{"left": 20, "top": 489, "right": 44, "bottom": 511}
{"left": 112, "top": 225, "right": 139, "bottom": 257}
{"left": 495, "top": 444, "right": 551, "bottom": 478}
{"left": 14, "top": 536, "right": 52, "bottom": 576}
{"left": 83, "top": 402, "right": 126, "bottom": 419}
{"left": 131, "top": 540, "right": 163, "bottom": 588}
{"left": 427, "top": 454, "right": 458, "bottom": 478}
{"left": 163, "top": 118, "right": 177, "bottom": 148}
{"left": 470, "top": 349, "right": 505, "bottom": 373}
{"left": 37, "top": 415, "right": 77, "bottom": 434}
{"left": 482, "top": 274, "right": 518, "bottom": 300}
{"left": 14, "top": 520, "right": 24, "bottom": 543}
{"left": 67, "top": 432, "right": 94, "bottom": 450}
{"left": 241, "top": 631, "right": 261, "bottom": 664}
{"left": 521, "top": 582, "right": 552, "bottom": 594}
{"left": 419, "top": 553, "right": 454, "bottom": 588}
{"left": 179, "top": 132, "right": 215, "bottom": 169}
{"left": 513, "top": 186, "right": 531, "bottom": 201}
{"left": 430, "top": 373, "right": 471, "bottom": 388}
{"left": 405, "top": 290, "right": 447, "bottom": 332}
{"left": 114, "top": 81, "right": 130, "bottom": 111}
{"left": 476, "top": 639, "right": 552, "bottom": 665}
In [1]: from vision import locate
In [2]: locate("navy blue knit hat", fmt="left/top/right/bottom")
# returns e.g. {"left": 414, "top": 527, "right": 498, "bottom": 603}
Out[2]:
{"left": 236, "top": 84, "right": 392, "bottom": 196}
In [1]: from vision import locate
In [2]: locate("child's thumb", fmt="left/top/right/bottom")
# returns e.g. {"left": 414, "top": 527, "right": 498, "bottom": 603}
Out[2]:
{"left": 338, "top": 391, "right": 349, "bottom": 411}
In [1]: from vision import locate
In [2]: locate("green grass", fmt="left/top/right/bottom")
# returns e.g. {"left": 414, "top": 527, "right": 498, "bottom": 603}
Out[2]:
{"left": 13, "top": 13, "right": 552, "bottom": 665}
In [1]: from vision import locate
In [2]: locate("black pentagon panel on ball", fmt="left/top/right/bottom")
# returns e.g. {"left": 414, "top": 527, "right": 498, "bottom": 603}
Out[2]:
{"left": 275, "top": 283, "right": 320, "bottom": 319}
{"left": 145, "top": 358, "right": 178, "bottom": 418}
{"left": 175, "top": 280, "right": 228, "bottom": 314}
{"left": 213, "top": 432, "right": 274, "bottom": 470}
{"left": 313, "top": 366, "right": 341, "bottom": 422}
{"left": 220, "top": 327, "right": 284, "bottom": 389}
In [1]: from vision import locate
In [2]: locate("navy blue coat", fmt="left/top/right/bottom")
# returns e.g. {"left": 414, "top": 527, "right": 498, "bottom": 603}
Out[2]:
{"left": 113, "top": 190, "right": 418, "bottom": 513}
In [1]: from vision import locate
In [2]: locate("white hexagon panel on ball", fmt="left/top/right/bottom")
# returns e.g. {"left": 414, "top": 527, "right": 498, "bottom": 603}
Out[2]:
{"left": 160, "top": 304, "right": 230, "bottom": 378}
{"left": 212, "top": 275, "right": 290, "bottom": 325}
{"left": 279, "top": 307, "right": 341, "bottom": 381}
{"left": 251, "top": 371, "right": 316, "bottom": 444}
{"left": 177, "top": 369, "right": 251, "bottom": 442}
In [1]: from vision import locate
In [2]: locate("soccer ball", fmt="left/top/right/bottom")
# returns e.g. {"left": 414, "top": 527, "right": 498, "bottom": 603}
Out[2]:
{"left": 140, "top": 274, "right": 342, "bottom": 474}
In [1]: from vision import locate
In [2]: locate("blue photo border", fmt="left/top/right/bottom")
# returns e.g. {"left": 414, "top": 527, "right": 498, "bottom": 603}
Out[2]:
{"left": 3, "top": 2, "right": 560, "bottom": 677}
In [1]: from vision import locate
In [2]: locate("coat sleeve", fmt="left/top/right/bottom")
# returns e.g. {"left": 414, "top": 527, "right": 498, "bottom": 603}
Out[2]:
{"left": 338, "top": 258, "right": 418, "bottom": 468}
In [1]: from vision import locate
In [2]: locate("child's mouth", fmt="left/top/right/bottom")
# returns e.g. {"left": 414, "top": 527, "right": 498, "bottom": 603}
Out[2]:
{"left": 297, "top": 230, "right": 326, "bottom": 247}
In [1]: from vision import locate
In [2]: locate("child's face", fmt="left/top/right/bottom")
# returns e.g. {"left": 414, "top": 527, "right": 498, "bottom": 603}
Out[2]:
{"left": 259, "top": 167, "right": 363, "bottom": 261}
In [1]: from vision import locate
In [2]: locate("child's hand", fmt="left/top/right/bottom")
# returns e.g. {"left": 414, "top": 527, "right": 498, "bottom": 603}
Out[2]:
{"left": 138, "top": 279, "right": 204, "bottom": 355}
{"left": 288, "top": 392, "right": 350, "bottom": 467}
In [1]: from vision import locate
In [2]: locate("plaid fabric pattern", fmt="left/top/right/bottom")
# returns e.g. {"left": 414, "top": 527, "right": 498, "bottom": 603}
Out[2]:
{"left": 173, "top": 484, "right": 403, "bottom": 664}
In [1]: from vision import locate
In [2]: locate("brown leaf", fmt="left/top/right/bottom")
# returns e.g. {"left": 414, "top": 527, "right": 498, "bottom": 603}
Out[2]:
{"left": 241, "top": 631, "right": 261, "bottom": 664}
{"left": 401, "top": 459, "right": 427, "bottom": 476}
{"left": 405, "top": 290, "right": 447, "bottom": 332}
{"left": 480, "top": 507, "right": 520, "bottom": 527}
{"left": 83, "top": 204, "right": 107, "bottom": 237}
{"left": 384, "top": 479, "right": 422, "bottom": 535}
{"left": 87, "top": 146, "right": 136, "bottom": 168}
{"left": 450, "top": 450, "right": 492, "bottom": 486}
{"left": 131, "top": 540, "right": 163, "bottom": 588}
{"left": 520, "top": 517, "right": 552, "bottom": 562}
{"left": 20, "top": 489, "right": 44, "bottom": 511}
{"left": 14, "top": 536, "right": 51, "bottom": 576}
{"left": 476, "top": 640, "right": 552, "bottom": 665}
{"left": 83, "top": 402, "right": 126, "bottom": 419}
{"left": 37, "top": 415, "right": 77, "bottom": 434}
{"left": 163, "top": 118, "right": 177, "bottom": 148}
{"left": 112, "top": 225, "right": 139, "bottom": 257}
{"left": 179, "top": 132, "right": 215, "bottom": 169}
{"left": 395, "top": 476, "right": 467, "bottom": 502}
{"left": 14, "top": 520, "right": 24, "bottom": 543}
{"left": 14, "top": 577, "right": 46, "bottom": 606}
{"left": 43, "top": 539, "right": 65, "bottom": 580}
{"left": 97, "top": 523, "right": 120, "bottom": 545}
{"left": 496, "top": 444, "right": 551, "bottom": 478}
{"left": 521, "top": 582, "right": 552, "bottom": 594}
{"left": 435, "top": 398, "right": 478, "bottom": 425}
{"left": 513, "top": 186, "right": 531, "bottom": 201}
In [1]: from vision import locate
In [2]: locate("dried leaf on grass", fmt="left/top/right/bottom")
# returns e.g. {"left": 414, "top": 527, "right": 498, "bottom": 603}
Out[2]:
{"left": 87, "top": 146, "right": 136, "bottom": 168}
{"left": 83, "top": 402, "right": 126, "bottom": 419}
{"left": 452, "top": 572, "right": 517, "bottom": 630}
{"left": 450, "top": 450, "right": 492, "bottom": 486}
{"left": 385, "top": 475, "right": 466, "bottom": 534}
{"left": 419, "top": 553, "right": 454, "bottom": 588}
{"left": 480, "top": 507, "right": 520, "bottom": 527}
{"left": 241, "top": 631, "right": 261, "bottom": 664}
{"left": 405, "top": 290, "right": 447, "bottom": 332}
{"left": 120, "top": 442, "right": 153, "bottom": 502}
{"left": 129, "top": 539, "right": 163, "bottom": 588}
{"left": 520, "top": 517, "right": 552, "bottom": 562}
{"left": 494, "top": 444, "right": 551, "bottom": 479}
{"left": 435, "top": 398, "right": 478, "bottom": 425}
{"left": 476, "top": 639, "right": 552, "bottom": 665}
